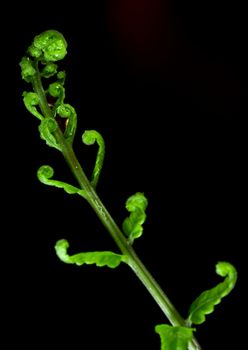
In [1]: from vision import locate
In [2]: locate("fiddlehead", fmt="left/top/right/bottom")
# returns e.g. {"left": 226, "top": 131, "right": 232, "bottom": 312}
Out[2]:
{"left": 41, "top": 62, "right": 58, "bottom": 78}
{"left": 27, "top": 30, "right": 67, "bottom": 62}
{"left": 20, "top": 57, "right": 36, "bottom": 83}
{"left": 57, "top": 103, "right": 77, "bottom": 145}
{"left": 55, "top": 239, "right": 127, "bottom": 268}
{"left": 37, "top": 165, "right": 86, "bottom": 198}
{"left": 187, "top": 261, "right": 238, "bottom": 325}
{"left": 38, "top": 118, "right": 61, "bottom": 151}
{"left": 122, "top": 192, "right": 148, "bottom": 244}
{"left": 82, "top": 130, "right": 105, "bottom": 188}
{"left": 22, "top": 92, "right": 43, "bottom": 121}
{"left": 48, "top": 73, "right": 65, "bottom": 106}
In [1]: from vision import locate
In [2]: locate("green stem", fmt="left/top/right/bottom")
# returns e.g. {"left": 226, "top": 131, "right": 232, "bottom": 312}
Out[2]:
{"left": 32, "top": 71, "right": 202, "bottom": 350}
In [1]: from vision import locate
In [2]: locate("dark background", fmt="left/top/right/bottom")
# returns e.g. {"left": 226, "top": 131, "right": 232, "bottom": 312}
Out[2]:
{"left": 4, "top": 0, "right": 246, "bottom": 348}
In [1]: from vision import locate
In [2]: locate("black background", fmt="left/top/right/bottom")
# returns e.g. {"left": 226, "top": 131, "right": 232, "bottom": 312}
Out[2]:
{"left": 4, "top": 1, "right": 246, "bottom": 349}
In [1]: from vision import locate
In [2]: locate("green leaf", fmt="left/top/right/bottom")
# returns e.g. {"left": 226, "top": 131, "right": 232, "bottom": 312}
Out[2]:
{"left": 82, "top": 130, "right": 105, "bottom": 188}
{"left": 122, "top": 192, "right": 148, "bottom": 244}
{"left": 187, "top": 261, "right": 237, "bottom": 325}
{"left": 55, "top": 239, "right": 126, "bottom": 268}
{"left": 155, "top": 324, "right": 194, "bottom": 350}
{"left": 37, "top": 165, "right": 86, "bottom": 198}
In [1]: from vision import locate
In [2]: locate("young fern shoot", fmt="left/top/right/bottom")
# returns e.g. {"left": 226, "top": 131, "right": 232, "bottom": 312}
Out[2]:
{"left": 20, "top": 30, "right": 237, "bottom": 350}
